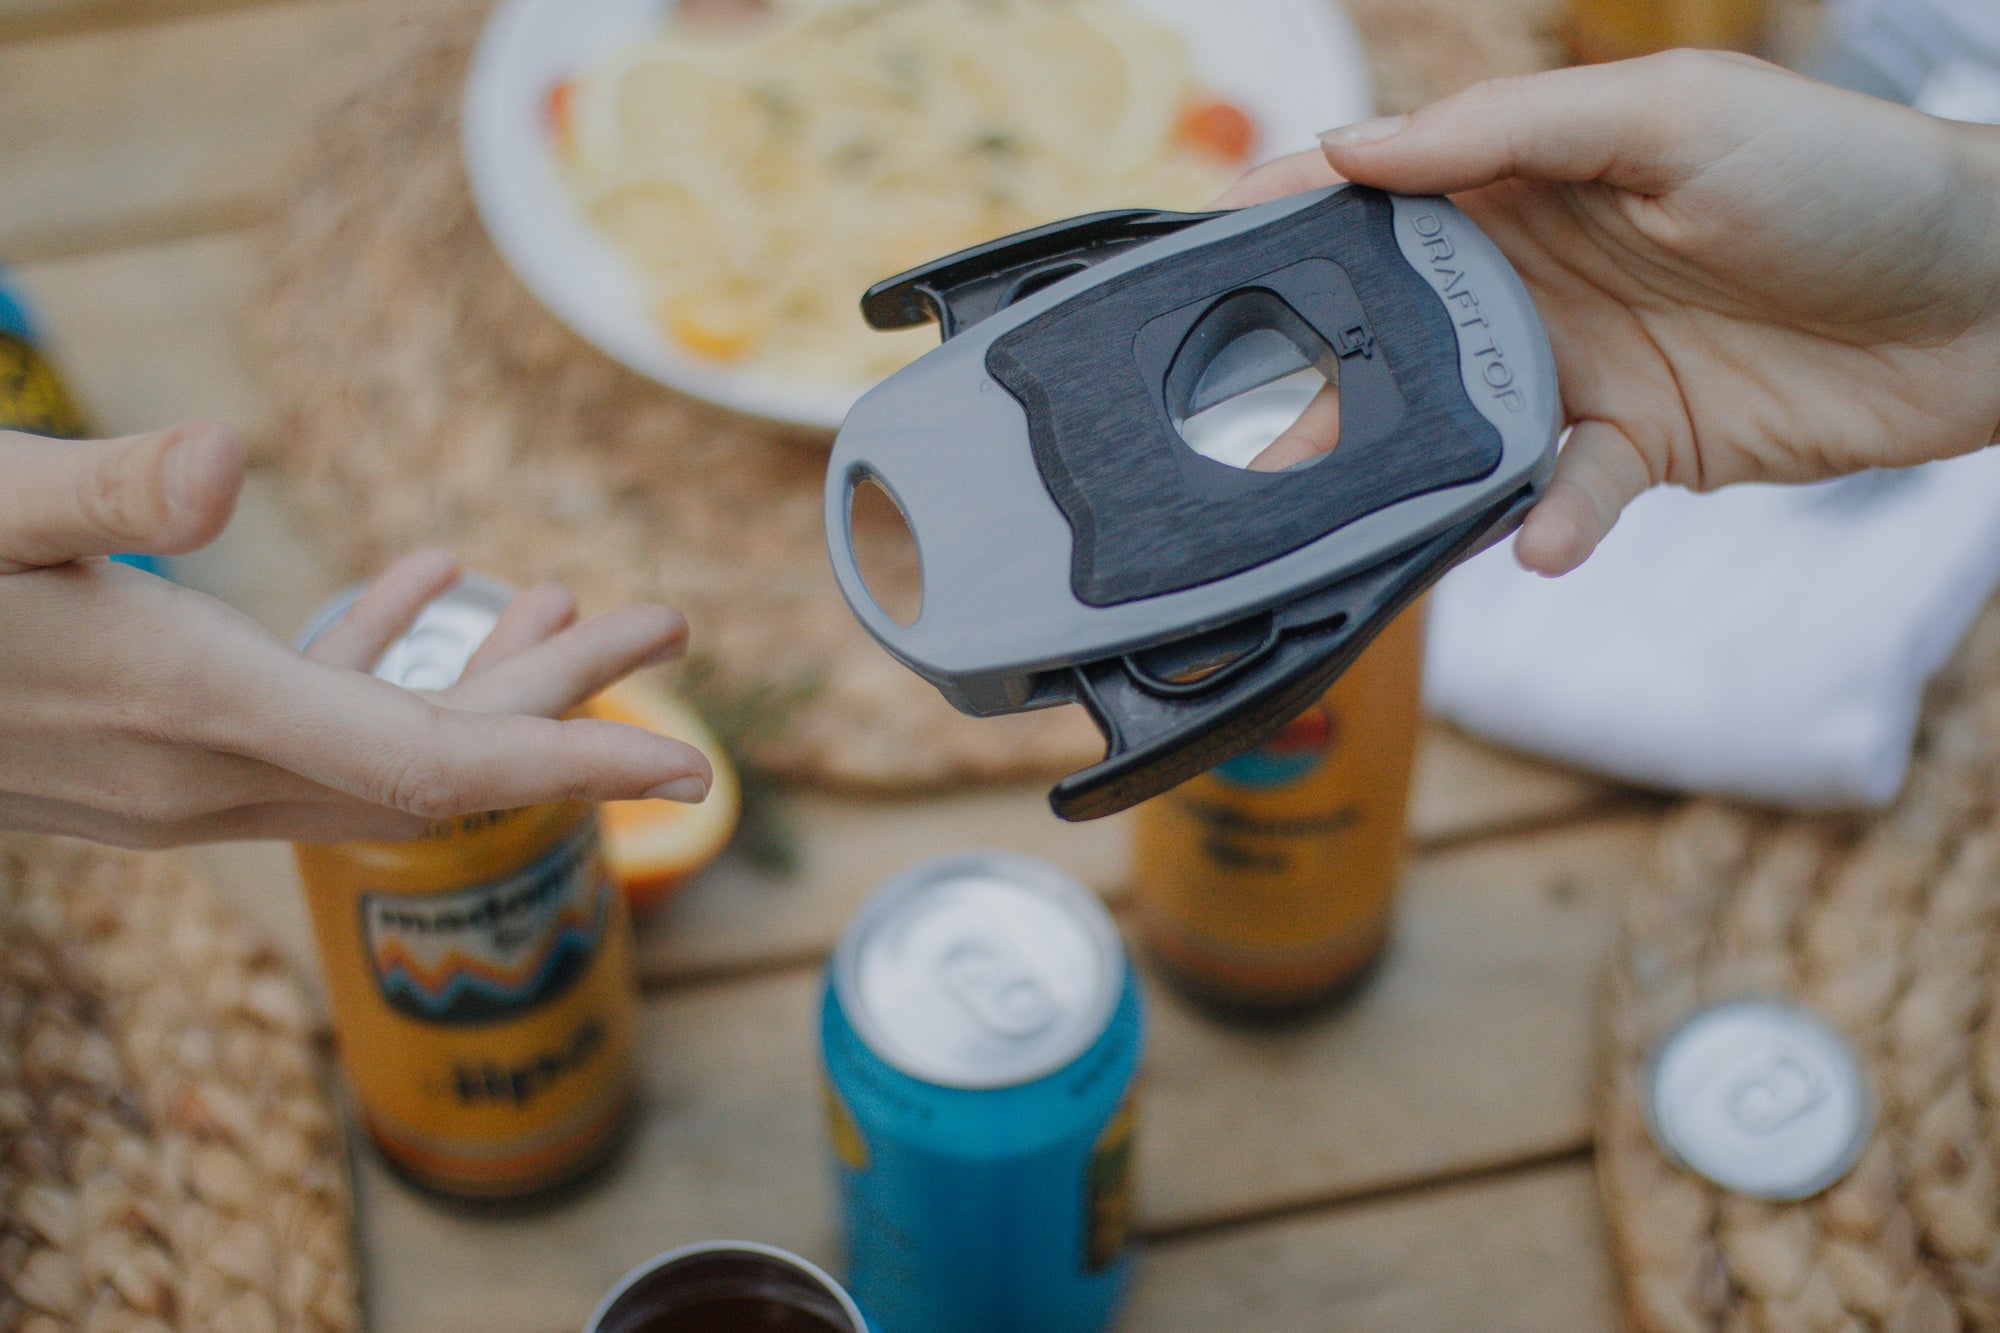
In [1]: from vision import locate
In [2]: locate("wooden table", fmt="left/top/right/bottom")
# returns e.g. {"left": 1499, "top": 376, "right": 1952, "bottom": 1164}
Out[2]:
{"left": 0, "top": 2, "right": 1672, "bottom": 1326}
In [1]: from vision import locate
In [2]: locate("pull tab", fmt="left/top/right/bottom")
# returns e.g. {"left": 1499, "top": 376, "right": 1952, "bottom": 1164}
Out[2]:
{"left": 1725, "top": 1045, "right": 1828, "bottom": 1135}
{"left": 860, "top": 207, "right": 1222, "bottom": 340}
{"left": 937, "top": 935, "right": 1058, "bottom": 1039}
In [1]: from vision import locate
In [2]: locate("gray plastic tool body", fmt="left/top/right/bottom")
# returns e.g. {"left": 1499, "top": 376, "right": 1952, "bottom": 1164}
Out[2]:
{"left": 820, "top": 182, "right": 1552, "bottom": 816}
{"left": 825, "top": 185, "right": 1559, "bottom": 817}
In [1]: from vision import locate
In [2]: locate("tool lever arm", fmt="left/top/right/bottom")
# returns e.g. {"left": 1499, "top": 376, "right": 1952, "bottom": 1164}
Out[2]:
{"left": 860, "top": 209, "right": 1221, "bottom": 340}
{"left": 1050, "top": 499, "right": 1519, "bottom": 822}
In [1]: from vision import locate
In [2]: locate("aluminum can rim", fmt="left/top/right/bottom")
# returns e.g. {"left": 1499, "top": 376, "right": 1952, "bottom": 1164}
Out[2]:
{"left": 295, "top": 571, "right": 518, "bottom": 655}
{"left": 832, "top": 849, "right": 1125, "bottom": 1090}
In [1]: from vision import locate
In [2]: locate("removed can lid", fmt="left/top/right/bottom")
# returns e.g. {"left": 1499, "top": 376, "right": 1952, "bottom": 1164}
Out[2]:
{"left": 1645, "top": 999, "right": 1872, "bottom": 1201}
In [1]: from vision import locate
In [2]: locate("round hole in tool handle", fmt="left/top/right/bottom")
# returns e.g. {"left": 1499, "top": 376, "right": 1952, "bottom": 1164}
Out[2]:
{"left": 846, "top": 470, "right": 922, "bottom": 628}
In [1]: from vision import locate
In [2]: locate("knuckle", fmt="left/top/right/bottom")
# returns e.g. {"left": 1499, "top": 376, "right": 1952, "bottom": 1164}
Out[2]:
{"left": 73, "top": 444, "right": 150, "bottom": 543}
{"left": 547, "top": 726, "right": 607, "bottom": 806}
{"left": 382, "top": 751, "right": 461, "bottom": 821}
{"left": 368, "top": 717, "right": 465, "bottom": 820}
{"left": 1465, "top": 72, "right": 1530, "bottom": 115}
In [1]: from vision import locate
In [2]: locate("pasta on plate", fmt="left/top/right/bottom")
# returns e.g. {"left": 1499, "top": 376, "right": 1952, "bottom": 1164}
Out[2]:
{"left": 553, "top": 0, "right": 1255, "bottom": 383}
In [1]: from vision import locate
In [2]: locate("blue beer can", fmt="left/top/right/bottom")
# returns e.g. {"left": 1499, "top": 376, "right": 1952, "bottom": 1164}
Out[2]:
{"left": 821, "top": 851, "right": 1141, "bottom": 1333}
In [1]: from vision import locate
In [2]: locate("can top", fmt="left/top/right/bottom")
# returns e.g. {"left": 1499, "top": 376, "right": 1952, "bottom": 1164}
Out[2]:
{"left": 586, "top": 1241, "right": 866, "bottom": 1333}
{"left": 1644, "top": 998, "right": 1872, "bottom": 1201}
{"left": 832, "top": 851, "right": 1124, "bottom": 1089}
{"left": 298, "top": 573, "right": 514, "bottom": 691}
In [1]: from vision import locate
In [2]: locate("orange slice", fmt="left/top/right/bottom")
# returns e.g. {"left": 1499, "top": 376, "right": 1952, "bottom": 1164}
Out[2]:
{"left": 585, "top": 677, "right": 741, "bottom": 909}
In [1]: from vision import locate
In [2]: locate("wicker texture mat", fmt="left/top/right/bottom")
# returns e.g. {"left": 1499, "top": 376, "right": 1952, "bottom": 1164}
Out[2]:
{"left": 0, "top": 838, "right": 358, "bottom": 1333}
{"left": 1600, "top": 601, "right": 2000, "bottom": 1332}
{"left": 253, "top": 0, "right": 1558, "bottom": 791}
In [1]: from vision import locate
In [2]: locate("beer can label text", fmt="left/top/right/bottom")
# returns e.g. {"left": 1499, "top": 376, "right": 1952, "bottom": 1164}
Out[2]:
{"left": 361, "top": 824, "right": 606, "bottom": 1024}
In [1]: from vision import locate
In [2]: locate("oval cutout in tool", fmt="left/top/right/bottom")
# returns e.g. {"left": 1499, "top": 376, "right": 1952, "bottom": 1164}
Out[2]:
{"left": 1177, "top": 366, "right": 1341, "bottom": 471}
{"left": 849, "top": 473, "right": 923, "bottom": 628}
{"left": 1169, "top": 290, "right": 1343, "bottom": 471}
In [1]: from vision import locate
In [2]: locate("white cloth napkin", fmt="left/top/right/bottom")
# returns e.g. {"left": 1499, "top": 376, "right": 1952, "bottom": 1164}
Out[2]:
{"left": 1423, "top": 449, "right": 2000, "bottom": 808}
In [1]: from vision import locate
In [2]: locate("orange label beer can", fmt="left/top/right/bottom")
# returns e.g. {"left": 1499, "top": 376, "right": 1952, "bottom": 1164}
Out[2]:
{"left": 293, "top": 577, "right": 638, "bottom": 1200}
{"left": 1133, "top": 605, "right": 1425, "bottom": 1012}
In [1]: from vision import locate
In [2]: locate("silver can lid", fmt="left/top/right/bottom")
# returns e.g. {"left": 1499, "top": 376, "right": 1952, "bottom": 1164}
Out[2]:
{"left": 833, "top": 851, "right": 1124, "bottom": 1089}
{"left": 298, "top": 573, "right": 515, "bottom": 691}
{"left": 1645, "top": 999, "right": 1872, "bottom": 1201}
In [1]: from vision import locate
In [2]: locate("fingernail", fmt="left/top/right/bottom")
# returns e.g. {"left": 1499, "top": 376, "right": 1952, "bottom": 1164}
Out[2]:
{"left": 1319, "top": 115, "right": 1407, "bottom": 150}
{"left": 647, "top": 775, "right": 709, "bottom": 803}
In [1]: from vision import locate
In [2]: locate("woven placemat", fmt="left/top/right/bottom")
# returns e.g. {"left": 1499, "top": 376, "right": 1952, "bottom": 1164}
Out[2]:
{"left": 1600, "top": 598, "right": 2000, "bottom": 1332}
{"left": 0, "top": 837, "right": 358, "bottom": 1333}
{"left": 253, "top": 0, "right": 1558, "bottom": 791}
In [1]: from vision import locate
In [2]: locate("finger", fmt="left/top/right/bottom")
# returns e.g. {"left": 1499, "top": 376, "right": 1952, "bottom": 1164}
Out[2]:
{"left": 444, "top": 602, "right": 689, "bottom": 718}
{"left": 224, "top": 655, "right": 714, "bottom": 813}
{"left": 1513, "top": 419, "right": 1655, "bottom": 576}
{"left": 1316, "top": 52, "right": 1754, "bottom": 197}
{"left": 1210, "top": 148, "right": 1344, "bottom": 209}
{"left": 0, "top": 421, "right": 245, "bottom": 572}
{"left": 390, "top": 708, "right": 716, "bottom": 813}
{"left": 460, "top": 581, "right": 579, "bottom": 681}
{"left": 303, "top": 548, "right": 461, "bottom": 669}
{"left": 1248, "top": 382, "right": 1342, "bottom": 472}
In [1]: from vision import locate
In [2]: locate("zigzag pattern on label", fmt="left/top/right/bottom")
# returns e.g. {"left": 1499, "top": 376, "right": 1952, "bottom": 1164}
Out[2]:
{"left": 370, "top": 895, "right": 603, "bottom": 1024}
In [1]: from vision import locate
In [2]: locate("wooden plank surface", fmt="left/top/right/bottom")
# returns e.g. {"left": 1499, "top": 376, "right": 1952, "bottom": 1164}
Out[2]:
{"left": 0, "top": 0, "right": 299, "bottom": 43}
{"left": 1139, "top": 816, "right": 1647, "bottom": 1229}
{"left": 348, "top": 816, "right": 1648, "bottom": 1333}
{"left": 1127, "top": 1163, "right": 1617, "bottom": 1332}
{"left": 0, "top": 0, "right": 380, "bottom": 261}
{"left": 359, "top": 1147, "right": 1616, "bottom": 1333}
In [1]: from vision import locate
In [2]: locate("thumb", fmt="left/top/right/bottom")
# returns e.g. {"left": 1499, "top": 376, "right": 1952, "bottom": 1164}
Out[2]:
{"left": 1512, "top": 419, "right": 1655, "bottom": 576}
{"left": 0, "top": 420, "right": 245, "bottom": 573}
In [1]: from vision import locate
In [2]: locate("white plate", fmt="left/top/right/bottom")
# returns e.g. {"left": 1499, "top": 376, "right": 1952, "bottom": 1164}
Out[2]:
{"left": 463, "top": 0, "right": 1375, "bottom": 431}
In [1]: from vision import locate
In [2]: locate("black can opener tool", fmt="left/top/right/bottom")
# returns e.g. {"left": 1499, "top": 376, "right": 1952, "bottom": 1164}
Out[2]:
{"left": 825, "top": 185, "right": 1560, "bottom": 821}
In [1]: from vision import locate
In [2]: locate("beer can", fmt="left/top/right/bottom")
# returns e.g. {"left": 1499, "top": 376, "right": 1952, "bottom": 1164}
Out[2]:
{"left": 1132, "top": 604, "right": 1425, "bottom": 1012}
{"left": 586, "top": 1241, "right": 868, "bottom": 1333}
{"left": 294, "top": 574, "right": 640, "bottom": 1200}
{"left": 820, "top": 852, "right": 1141, "bottom": 1333}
